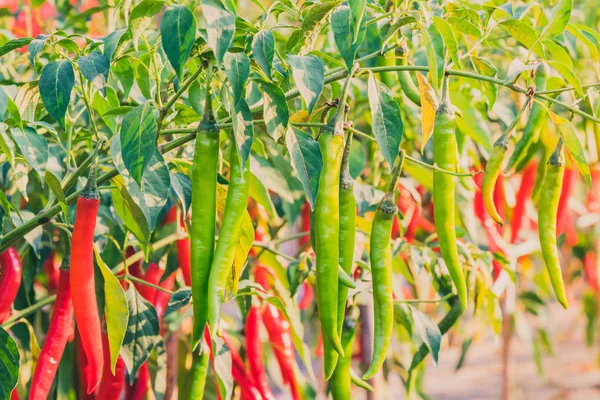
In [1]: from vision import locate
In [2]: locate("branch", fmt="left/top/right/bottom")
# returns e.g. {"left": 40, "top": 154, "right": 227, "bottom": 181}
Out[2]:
{"left": 1, "top": 294, "right": 57, "bottom": 328}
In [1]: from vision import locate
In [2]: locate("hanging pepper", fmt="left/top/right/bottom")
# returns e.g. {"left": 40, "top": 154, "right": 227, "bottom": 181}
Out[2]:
{"left": 362, "top": 151, "right": 404, "bottom": 380}
{"left": 432, "top": 77, "right": 467, "bottom": 307}
{"left": 0, "top": 247, "right": 22, "bottom": 323}
{"left": 474, "top": 174, "right": 505, "bottom": 281}
{"left": 245, "top": 304, "right": 275, "bottom": 400}
{"left": 329, "top": 313, "right": 357, "bottom": 399}
{"left": 163, "top": 206, "right": 192, "bottom": 286}
{"left": 29, "top": 267, "right": 73, "bottom": 400}
{"left": 394, "top": 43, "right": 421, "bottom": 107}
{"left": 538, "top": 138, "right": 569, "bottom": 308}
{"left": 43, "top": 251, "right": 60, "bottom": 292}
{"left": 191, "top": 62, "right": 220, "bottom": 346}
{"left": 95, "top": 332, "right": 126, "bottom": 400}
{"left": 262, "top": 303, "right": 300, "bottom": 400}
{"left": 556, "top": 167, "right": 575, "bottom": 238}
{"left": 510, "top": 161, "right": 537, "bottom": 243}
{"left": 70, "top": 163, "right": 104, "bottom": 393}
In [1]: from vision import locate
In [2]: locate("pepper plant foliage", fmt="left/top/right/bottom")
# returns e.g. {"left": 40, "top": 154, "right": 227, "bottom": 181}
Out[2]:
{"left": 1, "top": 0, "right": 600, "bottom": 398}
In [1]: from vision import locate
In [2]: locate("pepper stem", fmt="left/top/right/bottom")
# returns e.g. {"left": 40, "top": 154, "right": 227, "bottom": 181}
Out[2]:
{"left": 548, "top": 137, "right": 565, "bottom": 167}
{"left": 340, "top": 130, "right": 354, "bottom": 190}
{"left": 494, "top": 100, "right": 530, "bottom": 149}
{"left": 437, "top": 75, "right": 453, "bottom": 116}
{"left": 199, "top": 61, "right": 218, "bottom": 133}
{"left": 81, "top": 138, "right": 105, "bottom": 200}
{"left": 325, "top": 63, "right": 360, "bottom": 135}
{"left": 387, "top": 149, "right": 406, "bottom": 195}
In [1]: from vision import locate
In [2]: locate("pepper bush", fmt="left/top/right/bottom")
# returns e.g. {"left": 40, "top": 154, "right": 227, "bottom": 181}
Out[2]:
{"left": 1, "top": 0, "right": 600, "bottom": 399}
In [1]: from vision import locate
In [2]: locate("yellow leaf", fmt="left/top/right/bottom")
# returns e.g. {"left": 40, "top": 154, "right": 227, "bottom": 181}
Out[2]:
{"left": 417, "top": 73, "right": 438, "bottom": 151}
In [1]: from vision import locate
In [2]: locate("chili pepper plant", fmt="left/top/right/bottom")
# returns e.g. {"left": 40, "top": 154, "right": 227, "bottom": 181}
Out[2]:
{"left": 1, "top": 0, "right": 600, "bottom": 399}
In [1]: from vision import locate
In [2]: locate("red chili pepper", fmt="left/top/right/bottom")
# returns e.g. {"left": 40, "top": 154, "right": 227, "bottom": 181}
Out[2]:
{"left": 11, "top": 389, "right": 19, "bottom": 400}
{"left": 585, "top": 251, "right": 599, "bottom": 292}
{"left": 126, "top": 247, "right": 144, "bottom": 283}
{"left": 299, "top": 202, "right": 311, "bottom": 247}
{"left": 43, "top": 251, "right": 60, "bottom": 292}
{"left": 96, "top": 332, "right": 126, "bottom": 400}
{"left": 70, "top": 169, "right": 104, "bottom": 393}
{"left": 563, "top": 208, "right": 578, "bottom": 247}
{"left": 493, "top": 172, "right": 507, "bottom": 235}
{"left": 586, "top": 168, "right": 600, "bottom": 213}
{"left": 474, "top": 174, "right": 505, "bottom": 281}
{"left": 510, "top": 161, "right": 536, "bottom": 244}
{"left": 0, "top": 247, "right": 22, "bottom": 323}
{"left": 254, "top": 265, "right": 272, "bottom": 291}
{"left": 261, "top": 304, "right": 299, "bottom": 400}
{"left": 297, "top": 282, "right": 313, "bottom": 310}
{"left": 126, "top": 363, "right": 150, "bottom": 400}
{"left": 137, "top": 262, "right": 162, "bottom": 302}
{"left": 163, "top": 206, "right": 191, "bottom": 286}
{"left": 245, "top": 305, "right": 275, "bottom": 400}
{"left": 556, "top": 167, "right": 575, "bottom": 238}
{"left": 221, "top": 330, "right": 262, "bottom": 400}
{"left": 75, "top": 333, "right": 97, "bottom": 400}
{"left": 29, "top": 268, "right": 73, "bottom": 400}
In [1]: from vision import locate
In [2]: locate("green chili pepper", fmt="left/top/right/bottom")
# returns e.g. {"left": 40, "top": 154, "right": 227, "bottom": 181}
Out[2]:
{"left": 532, "top": 143, "right": 548, "bottom": 204}
{"left": 482, "top": 101, "right": 529, "bottom": 226}
{"left": 350, "top": 370, "right": 374, "bottom": 392}
{"left": 191, "top": 62, "right": 219, "bottom": 349}
{"left": 505, "top": 63, "right": 548, "bottom": 173}
{"left": 362, "top": 151, "right": 404, "bottom": 380}
{"left": 189, "top": 348, "right": 210, "bottom": 399}
{"left": 324, "top": 129, "right": 357, "bottom": 379}
{"left": 207, "top": 143, "right": 251, "bottom": 335}
{"left": 395, "top": 44, "right": 421, "bottom": 107}
{"left": 316, "top": 65, "right": 359, "bottom": 358}
{"left": 433, "top": 77, "right": 467, "bottom": 308}
{"left": 329, "top": 314, "right": 357, "bottom": 399}
{"left": 538, "top": 138, "right": 569, "bottom": 308}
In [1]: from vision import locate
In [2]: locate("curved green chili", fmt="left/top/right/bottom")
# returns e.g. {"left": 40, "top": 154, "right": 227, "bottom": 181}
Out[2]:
{"left": 433, "top": 77, "right": 467, "bottom": 308}
{"left": 482, "top": 101, "right": 529, "bottom": 226}
{"left": 505, "top": 63, "right": 548, "bottom": 172}
{"left": 362, "top": 151, "right": 404, "bottom": 380}
{"left": 188, "top": 329, "right": 212, "bottom": 399}
{"left": 207, "top": 143, "right": 251, "bottom": 335}
{"left": 191, "top": 62, "right": 219, "bottom": 348}
{"left": 538, "top": 138, "right": 569, "bottom": 309}
{"left": 395, "top": 44, "right": 421, "bottom": 107}
{"left": 316, "top": 65, "right": 359, "bottom": 358}
{"left": 329, "top": 314, "right": 356, "bottom": 399}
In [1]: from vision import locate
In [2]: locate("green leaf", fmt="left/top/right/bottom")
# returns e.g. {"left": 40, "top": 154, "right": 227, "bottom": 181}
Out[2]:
{"left": 202, "top": 0, "right": 236, "bottom": 67}
{"left": 163, "top": 288, "right": 191, "bottom": 317}
{"left": 285, "top": 126, "right": 323, "bottom": 210}
{"left": 44, "top": 170, "right": 69, "bottom": 220}
{"left": 499, "top": 19, "right": 544, "bottom": 56}
{"left": 120, "top": 102, "right": 158, "bottom": 185}
{"left": 548, "top": 61, "right": 582, "bottom": 97}
{"left": 0, "top": 87, "right": 7, "bottom": 122}
{"left": 112, "top": 135, "right": 171, "bottom": 232}
{"left": 541, "top": 0, "right": 572, "bottom": 39}
{"left": 11, "top": 126, "right": 48, "bottom": 179}
{"left": 258, "top": 80, "right": 289, "bottom": 141}
{"left": 348, "top": 0, "right": 366, "bottom": 43}
{"left": 380, "top": 16, "right": 417, "bottom": 42}
{"left": 471, "top": 56, "right": 498, "bottom": 108}
{"left": 129, "top": 0, "right": 164, "bottom": 49}
{"left": 113, "top": 57, "right": 135, "bottom": 98}
{"left": 433, "top": 16, "right": 461, "bottom": 69}
{"left": 39, "top": 61, "right": 75, "bottom": 128}
{"left": 451, "top": 91, "right": 492, "bottom": 152}
{"left": 331, "top": 5, "right": 366, "bottom": 71}
{"left": 0, "top": 37, "right": 33, "bottom": 57}
{"left": 288, "top": 55, "right": 324, "bottom": 115}
{"left": 249, "top": 171, "right": 276, "bottom": 217}
{"left": 550, "top": 113, "right": 591, "bottom": 186}
{"left": 28, "top": 34, "right": 50, "bottom": 66}
{"left": 231, "top": 97, "right": 253, "bottom": 169}
{"left": 77, "top": 51, "right": 110, "bottom": 94}
{"left": 0, "top": 327, "right": 20, "bottom": 399}
{"left": 223, "top": 52, "right": 250, "bottom": 103}
{"left": 160, "top": 5, "right": 196, "bottom": 81}
{"left": 94, "top": 248, "right": 129, "bottom": 374}
{"left": 212, "top": 336, "right": 234, "bottom": 400}
{"left": 104, "top": 29, "right": 127, "bottom": 61}
{"left": 410, "top": 307, "right": 442, "bottom": 365}
{"left": 367, "top": 72, "right": 403, "bottom": 170}
{"left": 291, "top": 1, "right": 340, "bottom": 54}
{"left": 252, "top": 30, "right": 275, "bottom": 79}
{"left": 0, "top": 123, "right": 15, "bottom": 165}
{"left": 542, "top": 40, "right": 573, "bottom": 69}
{"left": 423, "top": 23, "right": 444, "bottom": 91}
{"left": 121, "top": 285, "right": 160, "bottom": 384}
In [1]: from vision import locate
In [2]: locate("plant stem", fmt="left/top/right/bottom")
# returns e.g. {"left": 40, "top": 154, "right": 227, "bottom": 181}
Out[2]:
{"left": 1, "top": 294, "right": 57, "bottom": 328}
{"left": 126, "top": 275, "right": 174, "bottom": 294}
{"left": 393, "top": 293, "right": 453, "bottom": 304}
